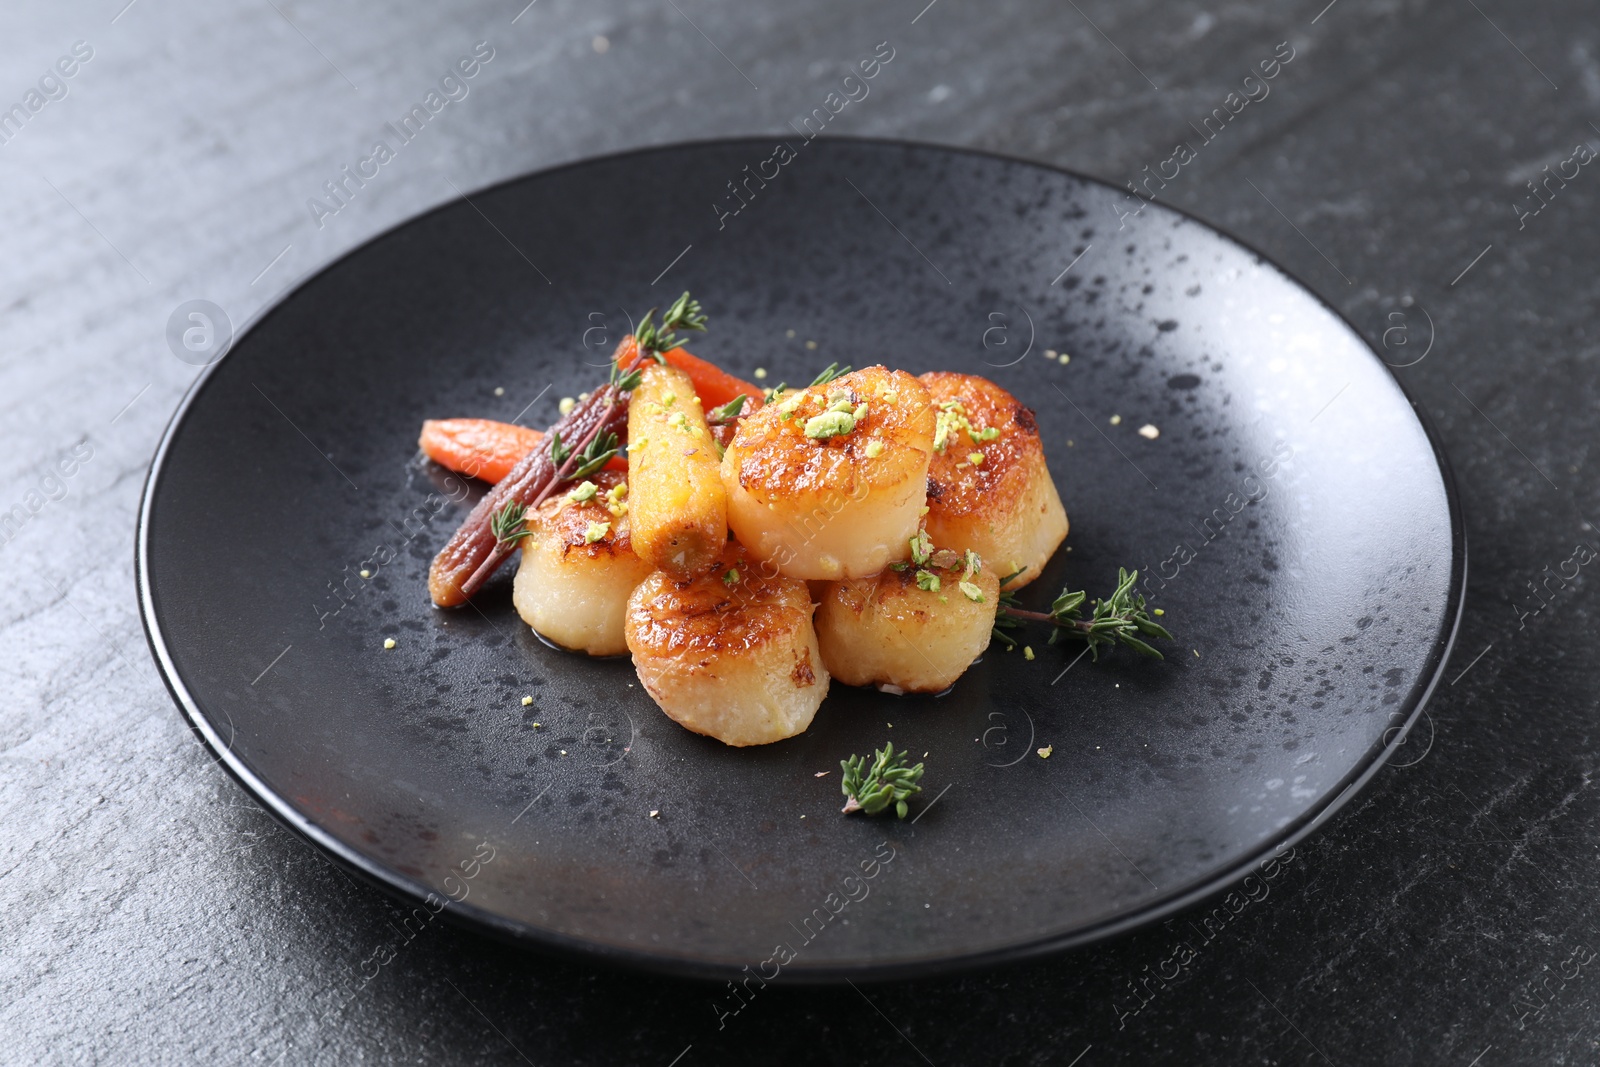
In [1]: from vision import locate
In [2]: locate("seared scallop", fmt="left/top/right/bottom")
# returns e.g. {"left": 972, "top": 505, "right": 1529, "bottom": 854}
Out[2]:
{"left": 919, "top": 372, "right": 1068, "bottom": 587}
{"left": 816, "top": 543, "right": 1000, "bottom": 693}
{"left": 624, "top": 544, "right": 828, "bottom": 746}
{"left": 512, "top": 470, "right": 652, "bottom": 656}
{"left": 721, "top": 366, "right": 933, "bottom": 580}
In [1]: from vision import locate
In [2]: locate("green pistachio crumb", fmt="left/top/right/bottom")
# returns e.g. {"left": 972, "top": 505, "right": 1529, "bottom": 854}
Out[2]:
{"left": 805, "top": 410, "right": 856, "bottom": 439}
{"left": 909, "top": 530, "right": 933, "bottom": 565}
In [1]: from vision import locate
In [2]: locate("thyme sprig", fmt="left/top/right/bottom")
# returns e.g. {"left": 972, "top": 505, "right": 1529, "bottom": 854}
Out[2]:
{"left": 990, "top": 568, "right": 1029, "bottom": 651}
{"left": 634, "top": 291, "right": 708, "bottom": 359}
{"left": 567, "top": 431, "right": 620, "bottom": 480}
{"left": 549, "top": 430, "right": 570, "bottom": 467}
{"left": 548, "top": 426, "right": 620, "bottom": 486}
{"left": 610, "top": 361, "right": 644, "bottom": 393}
{"left": 490, "top": 500, "right": 534, "bottom": 549}
{"left": 841, "top": 742, "right": 925, "bottom": 818}
{"left": 706, "top": 394, "right": 748, "bottom": 424}
{"left": 809, "top": 361, "right": 851, "bottom": 387}
{"left": 998, "top": 567, "right": 1173, "bottom": 661}
{"left": 763, "top": 361, "right": 856, "bottom": 404}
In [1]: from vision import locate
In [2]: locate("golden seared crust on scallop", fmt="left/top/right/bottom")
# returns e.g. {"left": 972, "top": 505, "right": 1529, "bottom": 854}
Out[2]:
{"left": 721, "top": 367, "right": 933, "bottom": 580}
{"left": 919, "top": 372, "right": 1068, "bottom": 588}
{"left": 512, "top": 470, "right": 652, "bottom": 656}
{"left": 624, "top": 544, "right": 828, "bottom": 746}
{"left": 816, "top": 549, "right": 1000, "bottom": 693}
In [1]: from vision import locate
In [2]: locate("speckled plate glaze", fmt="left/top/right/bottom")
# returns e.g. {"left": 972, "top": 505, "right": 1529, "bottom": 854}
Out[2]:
{"left": 138, "top": 138, "right": 1464, "bottom": 981}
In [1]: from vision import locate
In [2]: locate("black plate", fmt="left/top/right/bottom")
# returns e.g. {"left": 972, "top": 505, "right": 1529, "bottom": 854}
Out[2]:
{"left": 138, "top": 138, "right": 1464, "bottom": 981}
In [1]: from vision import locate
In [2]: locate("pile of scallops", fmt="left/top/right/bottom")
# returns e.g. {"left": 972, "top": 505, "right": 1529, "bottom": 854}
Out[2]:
{"left": 510, "top": 364, "right": 1069, "bottom": 746}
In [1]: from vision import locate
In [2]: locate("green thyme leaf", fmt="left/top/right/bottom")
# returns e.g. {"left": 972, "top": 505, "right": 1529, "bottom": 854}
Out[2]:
{"left": 1046, "top": 568, "right": 1168, "bottom": 661}
{"left": 840, "top": 742, "right": 925, "bottom": 818}
{"left": 566, "top": 431, "right": 620, "bottom": 480}
{"left": 707, "top": 394, "right": 748, "bottom": 424}
{"left": 634, "top": 291, "right": 708, "bottom": 357}
{"left": 809, "top": 361, "right": 851, "bottom": 387}
{"left": 490, "top": 500, "right": 534, "bottom": 549}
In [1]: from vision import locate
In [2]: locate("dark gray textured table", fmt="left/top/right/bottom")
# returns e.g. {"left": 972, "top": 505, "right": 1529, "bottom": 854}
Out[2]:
{"left": 4, "top": 0, "right": 1597, "bottom": 1063}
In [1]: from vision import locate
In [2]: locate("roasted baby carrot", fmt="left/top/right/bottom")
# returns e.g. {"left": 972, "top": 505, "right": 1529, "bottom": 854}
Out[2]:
{"left": 626, "top": 363, "right": 728, "bottom": 579}
{"left": 420, "top": 418, "right": 543, "bottom": 484}
{"left": 420, "top": 418, "right": 624, "bottom": 484}
{"left": 614, "top": 338, "right": 764, "bottom": 412}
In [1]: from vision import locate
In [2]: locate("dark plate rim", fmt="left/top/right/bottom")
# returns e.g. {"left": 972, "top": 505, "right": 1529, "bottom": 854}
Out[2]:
{"left": 135, "top": 134, "right": 1468, "bottom": 983}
